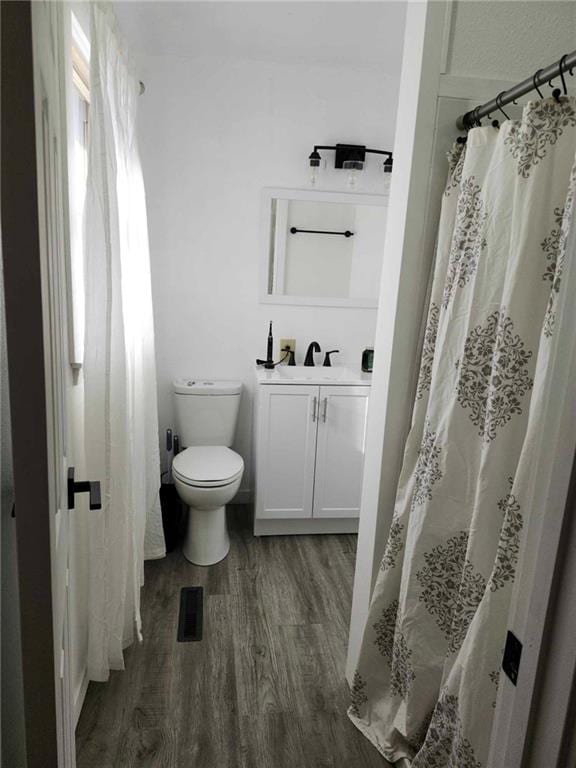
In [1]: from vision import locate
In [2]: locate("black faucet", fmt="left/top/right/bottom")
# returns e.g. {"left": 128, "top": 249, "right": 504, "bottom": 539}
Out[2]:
{"left": 323, "top": 350, "right": 340, "bottom": 367}
{"left": 304, "top": 341, "right": 321, "bottom": 367}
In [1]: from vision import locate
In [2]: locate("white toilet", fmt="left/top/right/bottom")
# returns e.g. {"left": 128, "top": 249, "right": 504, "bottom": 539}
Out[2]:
{"left": 172, "top": 379, "right": 244, "bottom": 566}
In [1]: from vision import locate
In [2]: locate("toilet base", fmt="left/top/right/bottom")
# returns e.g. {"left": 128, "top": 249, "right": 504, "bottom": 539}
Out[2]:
{"left": 182, "top": 504, "right": 230, "bottom": 566}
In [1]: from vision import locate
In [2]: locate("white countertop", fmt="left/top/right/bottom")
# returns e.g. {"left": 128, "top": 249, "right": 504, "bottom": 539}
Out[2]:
{"left": 255, "top": 365, "right": 372, "bottom": 386}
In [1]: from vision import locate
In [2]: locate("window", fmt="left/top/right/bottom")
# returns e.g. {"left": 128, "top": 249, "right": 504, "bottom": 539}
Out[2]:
{"left": 68, "top": 13, "right": 90, "bottom": 367}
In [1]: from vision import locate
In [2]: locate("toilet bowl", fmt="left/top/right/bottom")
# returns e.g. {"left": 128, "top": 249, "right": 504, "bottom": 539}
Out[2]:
{"left": 172, "top": 445, "right": 244, "bottom": 565}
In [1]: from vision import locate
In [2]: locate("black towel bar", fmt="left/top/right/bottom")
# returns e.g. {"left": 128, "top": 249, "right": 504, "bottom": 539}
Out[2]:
{"left": 290, "top": 227, "right": 354, "bottom": 238}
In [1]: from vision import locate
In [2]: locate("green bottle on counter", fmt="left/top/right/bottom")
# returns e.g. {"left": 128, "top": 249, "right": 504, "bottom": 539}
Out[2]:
{"left": 361, "top": 347, "right": 374, "bottom": 373}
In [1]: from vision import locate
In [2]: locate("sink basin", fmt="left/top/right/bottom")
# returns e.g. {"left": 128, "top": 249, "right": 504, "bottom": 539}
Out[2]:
{"left": 256, "top": 365, "right": 372, "bottom": 387}
{"left": 277, "top": 365, "right": 357, "bottom": 381}
{"left": 255, "top": 365, "right": 371, "bottom": 386}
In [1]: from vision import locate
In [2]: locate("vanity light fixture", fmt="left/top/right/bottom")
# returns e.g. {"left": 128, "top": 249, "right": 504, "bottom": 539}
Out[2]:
{"left": 307, "top": 143, "right": 393, "bottom": 187}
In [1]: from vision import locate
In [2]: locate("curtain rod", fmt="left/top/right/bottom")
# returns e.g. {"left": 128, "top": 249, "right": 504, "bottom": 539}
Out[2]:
{"left": 457, "top": 50, "right": 576, "bottom": 130}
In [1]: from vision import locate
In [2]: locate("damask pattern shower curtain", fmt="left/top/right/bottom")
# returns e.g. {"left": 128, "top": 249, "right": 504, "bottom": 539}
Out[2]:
{"left": 349, "top": 98, "right": 576, "bottom": 766}
{"left": 83, "top": 3, "right": 165, "bottom": 681}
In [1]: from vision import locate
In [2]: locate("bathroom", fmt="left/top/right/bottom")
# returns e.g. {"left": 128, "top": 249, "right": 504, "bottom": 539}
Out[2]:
{"left": 3, "top": 1, "right": 576, "bottom": 767}
{"left": 71, "top": 3, "right": 396, "bottom": 760}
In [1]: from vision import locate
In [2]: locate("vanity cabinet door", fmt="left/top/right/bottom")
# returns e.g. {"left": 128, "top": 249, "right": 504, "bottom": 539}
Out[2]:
{"left": 313, "top": 386, "right": 369, "bottom": 519}
{"left": 256, "top": 385, "right": 319, "bottom": 519}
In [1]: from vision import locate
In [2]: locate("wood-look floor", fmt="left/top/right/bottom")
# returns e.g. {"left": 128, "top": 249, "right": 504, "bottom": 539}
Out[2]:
{"left": 76, "top": 506, "right": 388, "bottom": 768}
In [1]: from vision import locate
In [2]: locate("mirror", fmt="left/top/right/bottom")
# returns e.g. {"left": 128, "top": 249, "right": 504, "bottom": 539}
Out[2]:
{"left": 261, "top": 188, "right": 388, "bottom": 307}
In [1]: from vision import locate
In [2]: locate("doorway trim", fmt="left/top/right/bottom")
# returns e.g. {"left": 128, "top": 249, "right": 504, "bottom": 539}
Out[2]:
{"left": 1, "top": 2, "right": 58, "bottom": 765}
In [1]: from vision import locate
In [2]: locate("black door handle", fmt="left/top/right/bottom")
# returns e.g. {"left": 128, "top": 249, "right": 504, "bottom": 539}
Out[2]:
{"left": 67, "top": 467, "right": 102, "bottom": 510}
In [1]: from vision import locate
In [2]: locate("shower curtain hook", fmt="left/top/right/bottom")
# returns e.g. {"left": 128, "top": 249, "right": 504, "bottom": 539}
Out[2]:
{"left": 549, "top": 59, "right": 565, "bottom": 102}
{"left": 488, "top": 103, "right": 499, "bottom": 129}
{"left": 533, "top": 69, "right": 545, "bottom": 99}
{"left": 496, "top": 92, "right": 510, "bottom": 120}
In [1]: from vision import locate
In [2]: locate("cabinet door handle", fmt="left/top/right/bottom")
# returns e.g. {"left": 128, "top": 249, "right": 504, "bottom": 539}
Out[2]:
{"left": 322, "top": 397, "right": 328, "bottom": 422}
{"left": 312, "top": 395, "right": 318, "bottom": 422}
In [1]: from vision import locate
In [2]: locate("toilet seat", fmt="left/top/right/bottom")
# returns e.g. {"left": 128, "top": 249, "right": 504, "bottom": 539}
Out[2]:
{"left": 172, "top": 446, "right": 244, "bottom": 488}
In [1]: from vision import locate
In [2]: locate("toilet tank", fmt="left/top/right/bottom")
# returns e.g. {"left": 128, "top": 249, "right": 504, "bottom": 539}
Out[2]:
{"left": 173, "top": 379, "right": 242, "bottom": 447}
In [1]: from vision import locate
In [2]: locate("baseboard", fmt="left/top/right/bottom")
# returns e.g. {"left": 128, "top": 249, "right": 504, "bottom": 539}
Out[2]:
{"left": 232, "top": 488, "right": 252, "bottom": 505}
{"left": 254, "top": 517, "right": 359, "bottom": 536}
{"left": 74, "top": 668, "right": 89, "bottom": 727}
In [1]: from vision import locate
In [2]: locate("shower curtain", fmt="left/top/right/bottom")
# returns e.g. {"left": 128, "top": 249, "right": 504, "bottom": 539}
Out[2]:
{"left": 349, "top": 97, "right": 576, "bottom": 766}
{"left": 83, "top": 3, "right": 165, "bottom": 682}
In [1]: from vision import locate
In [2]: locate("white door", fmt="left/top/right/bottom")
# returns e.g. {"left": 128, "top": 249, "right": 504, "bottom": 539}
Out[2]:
{"left": 32, "top": 4, "right": 86, "bottom": 766}
{"left": 256, "top": 385, "right": 318, "bottom": 519}
{"left": 313, "top": 386, "right": 369, "bottom": 519}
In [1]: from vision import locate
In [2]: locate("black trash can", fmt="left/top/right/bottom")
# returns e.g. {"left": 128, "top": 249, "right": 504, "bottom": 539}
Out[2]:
{"left": 160, "top": 482, "right": 183, "bottom": 552}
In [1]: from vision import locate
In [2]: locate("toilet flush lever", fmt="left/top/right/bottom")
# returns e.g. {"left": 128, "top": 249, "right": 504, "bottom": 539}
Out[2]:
{"left": 67, "top": 467, "right": 102, "bottom": 511}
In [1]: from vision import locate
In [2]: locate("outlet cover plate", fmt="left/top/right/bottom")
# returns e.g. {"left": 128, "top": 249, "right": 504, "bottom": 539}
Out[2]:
{"left": 280, "top": 338, "right": 296, "bottom": 355}
{"left": 502, "top": 630, "right": 522, "bottom": 685}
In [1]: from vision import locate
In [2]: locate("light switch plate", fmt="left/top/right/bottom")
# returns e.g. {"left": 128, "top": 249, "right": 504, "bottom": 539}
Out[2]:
{"left": 280, "top": 338, "right": 296, "bottom": 356}
{"left": 502, "top": 630, "right": 522, "bottom": 685}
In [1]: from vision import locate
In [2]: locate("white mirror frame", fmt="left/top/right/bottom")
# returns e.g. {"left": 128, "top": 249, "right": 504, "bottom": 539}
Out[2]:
{"left": 259, "top": 187, "right": 389, "bottom": 308}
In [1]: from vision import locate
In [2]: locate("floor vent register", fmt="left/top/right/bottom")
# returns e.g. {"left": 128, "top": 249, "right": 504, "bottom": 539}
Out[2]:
{"left": 177, "top": 586, "right": 204, "bottom": 642}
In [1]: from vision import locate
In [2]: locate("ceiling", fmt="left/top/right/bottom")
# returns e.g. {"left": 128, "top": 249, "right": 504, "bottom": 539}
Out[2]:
{"left": 114, "top": 1, "right": 407, "bottom": 74}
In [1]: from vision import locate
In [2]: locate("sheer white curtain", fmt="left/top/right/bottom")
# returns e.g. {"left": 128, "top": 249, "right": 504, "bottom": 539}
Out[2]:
{"left": 83, "top": 3, "right": 165, "bottom": 682}
{"left": 349, "top": 98, "right": 576, "bottom": 766}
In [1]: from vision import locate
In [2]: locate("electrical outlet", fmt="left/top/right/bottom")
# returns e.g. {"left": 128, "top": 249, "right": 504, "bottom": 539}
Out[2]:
{"left": 280, "top": 338, "right": 296, "bottom": 356}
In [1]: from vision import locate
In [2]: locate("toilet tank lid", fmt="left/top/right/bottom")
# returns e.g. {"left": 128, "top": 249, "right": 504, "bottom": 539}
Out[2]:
{"left": 173, "top": 379, "right": 242, "bottom": 395}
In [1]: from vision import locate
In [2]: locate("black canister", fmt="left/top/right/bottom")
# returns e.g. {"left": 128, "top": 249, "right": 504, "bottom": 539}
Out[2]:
{"left": 362, "top": 347, "right": 374, "bottom": 373}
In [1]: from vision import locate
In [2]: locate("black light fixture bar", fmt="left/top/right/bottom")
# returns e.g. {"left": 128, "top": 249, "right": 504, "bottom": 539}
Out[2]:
{"left": 365, "top": 148, "right": 394, "bottom": 159}
{"left": 290, "top": 226, "right": 354, "bottom": 238}
{"left": 309, "top": 143, "right": 393, "bottom": 170}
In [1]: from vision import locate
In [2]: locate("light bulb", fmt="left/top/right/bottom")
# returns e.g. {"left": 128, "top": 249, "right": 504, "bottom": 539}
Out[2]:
{"left": 309, "top": 164, "right": 320, "bottom": 186}
{"left": 343, "top": 159, "right": 363, "bottom": 189}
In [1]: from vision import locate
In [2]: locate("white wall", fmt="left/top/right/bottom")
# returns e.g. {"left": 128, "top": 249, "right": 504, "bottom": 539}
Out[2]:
{"left": 447, "top": 0, "right": 576, "bottom": 80}
{"left": 135, "top": 52, "right": 400, "bottom": 493}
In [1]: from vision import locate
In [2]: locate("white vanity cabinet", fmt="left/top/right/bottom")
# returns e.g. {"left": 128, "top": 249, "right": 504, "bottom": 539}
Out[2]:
{"left": 254, "top": 372, "right": 370, "bottom": 535}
